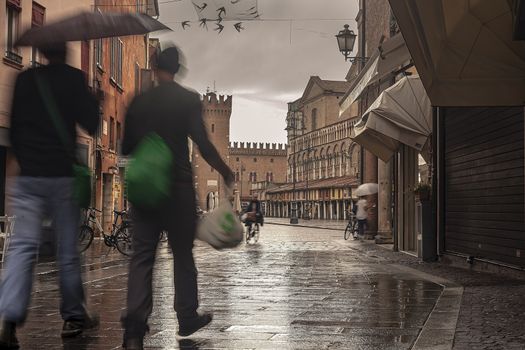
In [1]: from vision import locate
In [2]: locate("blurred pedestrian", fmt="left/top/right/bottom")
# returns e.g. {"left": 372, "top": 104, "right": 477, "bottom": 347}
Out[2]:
{"left": 0, "top": 42, "right": 100, "bottom": 348}
{"left": 121, "top": 46, "right": 233, "bottom": 350}
{"left": 355, "top": 196, "right": 369, "bottom": 239}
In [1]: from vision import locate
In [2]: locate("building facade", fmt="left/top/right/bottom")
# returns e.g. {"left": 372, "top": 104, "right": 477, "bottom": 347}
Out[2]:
{"left": 229, "top": 141, "right": 287, "bottom": 205}
{"left": 266, "top": 76, "right": 361, "bottom": 220}
{"left": 92, "top": 0, "right": 158, "bottom": 231}
{"left": 192, "top": 93, "right": 233, "bottom": 211}
{"left": 388, "top": 0, "right": 525, "bottom": 268}
{"left": 193, "top": 92, "right": 288, "bottom": 211}
{"left": 0, "top": 0, "right": 93, "bottom": 216}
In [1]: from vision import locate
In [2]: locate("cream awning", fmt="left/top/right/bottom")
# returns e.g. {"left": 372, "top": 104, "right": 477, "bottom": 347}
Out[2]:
{"left": 339, "top": 33, "right": 412, "bottom": 115}
{"left": 351, "top": 76, "right": 432, "bottom": 161}
{"left": 389, "top": 0, "right": 525, "bottom": 106}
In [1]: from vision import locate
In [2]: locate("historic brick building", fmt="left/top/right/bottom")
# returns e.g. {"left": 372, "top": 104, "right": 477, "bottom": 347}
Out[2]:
{"left": 265, "top": 76, "right": 361, "bottom": 220}
{"left": 192, "top": 92, "right": 288, "bottom": 211}
{"left": 229, "top": 142, "right": 288, "bottom": 205}
{"left": 92, "top": 0, "right": 159, "bottom": 230}
{"left": 192, "top": 92, "right": 233, "bottom": 211}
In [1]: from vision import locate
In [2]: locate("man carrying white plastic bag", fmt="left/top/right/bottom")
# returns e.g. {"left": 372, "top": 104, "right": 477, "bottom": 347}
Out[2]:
{"left": 196, "top": 186, "right": 243, "bottom": 250}
{"left": 121, "top": 46, "right": 235, "bottom": 349}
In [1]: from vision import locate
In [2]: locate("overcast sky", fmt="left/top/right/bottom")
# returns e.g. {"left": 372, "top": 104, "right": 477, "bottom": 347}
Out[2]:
{"left": 156, "top": 0, "right": 359, "bottom": 144}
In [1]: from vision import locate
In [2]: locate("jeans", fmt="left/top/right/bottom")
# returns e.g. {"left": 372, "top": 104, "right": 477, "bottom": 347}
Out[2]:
{"left": 0, "top": 177, "right": 86, "bottom": 324}
{"left": 123, "top": 184, "right": 198, "bottom": 339}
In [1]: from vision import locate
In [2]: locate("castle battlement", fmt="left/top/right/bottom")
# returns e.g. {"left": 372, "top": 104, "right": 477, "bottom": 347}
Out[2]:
{"left": 201, "top": 92, "right": 232, "bottom": 107}
{"left": 228, "top": 142, "right": 288, "bottom": 156}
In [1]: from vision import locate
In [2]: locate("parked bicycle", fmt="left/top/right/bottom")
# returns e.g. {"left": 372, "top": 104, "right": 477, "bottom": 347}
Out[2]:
{"left": 78, "top": 207, "right": 133, "bottom": 256}
{"left": 344, "top": 212, "right": 359, "bottom": 240}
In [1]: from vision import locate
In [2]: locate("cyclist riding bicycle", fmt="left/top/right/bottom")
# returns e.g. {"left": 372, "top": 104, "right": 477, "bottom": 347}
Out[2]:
{"left": 243, "top": 194, "right": 264, "bottom": 239}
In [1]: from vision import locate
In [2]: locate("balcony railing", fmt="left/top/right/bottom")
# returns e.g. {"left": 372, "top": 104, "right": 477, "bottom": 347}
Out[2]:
{"left": 5, "top": 50, "right": 22, "bottom": 64}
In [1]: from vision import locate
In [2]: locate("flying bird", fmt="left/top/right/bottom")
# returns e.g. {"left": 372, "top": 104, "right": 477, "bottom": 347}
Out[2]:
{"left": 199, "top": 18, "right": 208, "bottom": 30}
{"left": 193, "top": 2, "right": 207, "bottom": 12}
{"left": 182, "top": 21, "right": 190, "bottom": 29}
{"left": 217, "top": 7, "right": 226, "bottom": 17}
{"left": 215, "top": 23, "right": 225, "bottom": 34}
{"left": 234, "top": 22, "right": 244, "bottom": 32}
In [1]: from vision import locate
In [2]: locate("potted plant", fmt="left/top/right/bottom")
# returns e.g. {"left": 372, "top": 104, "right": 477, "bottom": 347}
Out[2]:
{"left": 414, "top": 183, "right": 431, "bottom": 201}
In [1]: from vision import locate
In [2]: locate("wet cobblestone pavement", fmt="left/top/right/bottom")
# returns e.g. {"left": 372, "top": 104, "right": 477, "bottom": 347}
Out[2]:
{"left": 12, "top": 224, "right": 446, "bottom": 349}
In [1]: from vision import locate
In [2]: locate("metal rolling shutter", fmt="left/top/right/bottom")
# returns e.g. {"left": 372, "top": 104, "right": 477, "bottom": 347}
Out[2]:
{"left": 444, "top": 107, "right": 525, "bottom": 267}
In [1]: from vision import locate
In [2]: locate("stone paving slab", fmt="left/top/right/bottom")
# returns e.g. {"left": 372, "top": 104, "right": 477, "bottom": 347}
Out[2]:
{"left": 6, "top": 224, "right": 453, "bottom": 349}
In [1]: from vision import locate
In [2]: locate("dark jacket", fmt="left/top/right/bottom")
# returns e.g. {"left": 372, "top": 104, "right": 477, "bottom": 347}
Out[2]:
{"left": 246, "top": 200, "right": 262, "bottom": 214}
{"left": 9, "top": 63, "right": 99, "bottom": 177}
{"left": 122, "top": 81, "right": 231, "bottom": 183}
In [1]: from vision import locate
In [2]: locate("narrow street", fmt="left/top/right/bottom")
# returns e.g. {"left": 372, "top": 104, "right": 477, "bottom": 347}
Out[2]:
{"left": 14, "top": 223, "right": 459, "bottom": 350}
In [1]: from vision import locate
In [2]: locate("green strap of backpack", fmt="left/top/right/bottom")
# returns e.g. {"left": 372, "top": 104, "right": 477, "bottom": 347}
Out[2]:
{"left": 125, "top": 133, "right": 173, "bottom": 210}
{"left": 35, "top": 73, "right": 92, "bottom": 208}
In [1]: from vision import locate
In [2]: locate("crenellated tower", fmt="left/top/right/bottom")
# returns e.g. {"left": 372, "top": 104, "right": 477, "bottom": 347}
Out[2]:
{"left": 192, "top": 92, "right": 233, "bottom": 211}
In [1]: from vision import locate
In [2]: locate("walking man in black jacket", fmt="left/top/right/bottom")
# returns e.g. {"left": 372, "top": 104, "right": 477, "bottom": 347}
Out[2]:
{"left": 121, "top": 46, "right": 233, "bottom": 349}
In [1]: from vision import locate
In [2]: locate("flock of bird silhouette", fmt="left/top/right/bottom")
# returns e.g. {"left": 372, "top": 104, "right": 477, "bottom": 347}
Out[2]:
{"left": 183, "top": 1, "right": 260, "bottom": 33}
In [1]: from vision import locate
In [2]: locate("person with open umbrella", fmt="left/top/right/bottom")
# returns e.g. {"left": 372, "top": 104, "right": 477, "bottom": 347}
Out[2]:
{"left": 353, "top": 183, "right": 378, "bottom": 240}
{"left": 0, "top": 11, "right": 170, "bottom": 349}
{"left": 0, "top": 42, "right": 100, "bottom": 348}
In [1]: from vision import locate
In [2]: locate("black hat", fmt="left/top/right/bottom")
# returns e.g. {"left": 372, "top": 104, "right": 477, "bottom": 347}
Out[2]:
{"left": 156, "top": 47, "right": 180, "bottom": 74}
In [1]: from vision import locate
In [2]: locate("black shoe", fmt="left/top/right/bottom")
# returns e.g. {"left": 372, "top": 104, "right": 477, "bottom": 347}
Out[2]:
{"left": 0, "top": 321, "right": 18, "bottom": 349}
{"left": 61, "top": 313, "right": 99, "bottom": 338}
{"left": 178, "top": 313, "right": 213, "bottom": 337}
{"left": 122, "top": 337, "right": 143, "bottom": 350}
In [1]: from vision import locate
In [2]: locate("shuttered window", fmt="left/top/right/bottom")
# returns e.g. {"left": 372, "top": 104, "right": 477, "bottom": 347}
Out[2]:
{"left": 31, "top": 2, "right": 45, "bottom": 27}
{"left": 444, "top": 107, "right": 525, "bottom": 267}
{"left": 110, "top": 38, "right": 123, "bottom": 87}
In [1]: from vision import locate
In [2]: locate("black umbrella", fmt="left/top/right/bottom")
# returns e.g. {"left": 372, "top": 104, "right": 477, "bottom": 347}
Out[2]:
{"left": 15, "top": 11, "right": 170, "bottom": 47}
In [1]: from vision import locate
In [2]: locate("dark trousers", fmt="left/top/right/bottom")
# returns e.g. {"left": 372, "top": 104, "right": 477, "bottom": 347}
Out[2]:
{"left": 358, "top": 219, "right": 367, "bottom": 237}
{"left": 123, "top": 184, "right": 198, "bottom": 338}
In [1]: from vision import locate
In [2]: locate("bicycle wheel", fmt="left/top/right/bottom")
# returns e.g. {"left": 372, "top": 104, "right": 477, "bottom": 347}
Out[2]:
{"left": 344, "top": 222, "right": 353, "bottom": 240}
{"left": 115, "top": 224, "right": 133, "bottom": 256}
{"left": 352, "top": 221, "right": 359, "bottom": 239}
{"left": 253, "top": 224, "right": 260, "bottom": 243}
{"left": 245, "top": 225, "right": 251, "bottom": 243}
{"left": 78, "top": 225, "right": 94, "bottom": 252}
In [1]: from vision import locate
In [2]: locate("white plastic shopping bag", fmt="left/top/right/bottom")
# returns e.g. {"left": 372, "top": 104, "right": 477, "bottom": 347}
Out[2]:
{"left": 196, "top": 187, "right": 243, "bottom": 250}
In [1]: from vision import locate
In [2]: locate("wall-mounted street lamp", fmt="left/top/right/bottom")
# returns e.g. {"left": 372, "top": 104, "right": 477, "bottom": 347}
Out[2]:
{"left": 336, "top": 24, "right": 368, "bottom": 63}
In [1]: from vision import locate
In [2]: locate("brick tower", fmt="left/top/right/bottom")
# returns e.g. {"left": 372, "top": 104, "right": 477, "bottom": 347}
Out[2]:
{"left": 192, "top": 92, "right": 232, "bottom": 211}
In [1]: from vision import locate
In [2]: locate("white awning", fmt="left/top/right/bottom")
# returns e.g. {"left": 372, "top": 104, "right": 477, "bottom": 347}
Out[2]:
{"left": 389, "top": 0, "right": 525, "bottom": 106}
{"left": 351, "top": 76, "right": 432, "bottom": 161}
{"left": 340, "top": 33, "right": 412, "bottom": 115}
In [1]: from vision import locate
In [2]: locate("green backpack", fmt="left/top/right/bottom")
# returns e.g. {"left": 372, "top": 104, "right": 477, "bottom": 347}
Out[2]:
{"left": 126, "top": 133, "right": 173, "bottom": 210}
